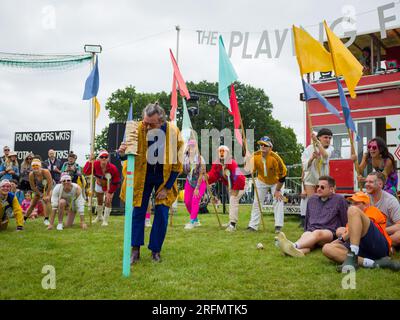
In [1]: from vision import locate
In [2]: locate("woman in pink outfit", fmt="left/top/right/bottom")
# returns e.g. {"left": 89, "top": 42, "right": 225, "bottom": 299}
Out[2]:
{"left": 183, "top": 140, "right": 207, "bottom": 230}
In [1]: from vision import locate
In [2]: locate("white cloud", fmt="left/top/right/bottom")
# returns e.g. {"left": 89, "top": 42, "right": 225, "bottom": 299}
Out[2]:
{"left": 0, "top": 0, "right": 396, "bottom": 164}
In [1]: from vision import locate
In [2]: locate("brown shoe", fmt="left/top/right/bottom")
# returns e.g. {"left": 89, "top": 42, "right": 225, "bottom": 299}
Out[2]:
{"left": 151, "top": 251, "right": 161, "bottom": 263}
{"left": 130, "top": 246, "right": 140, "bottom": 265}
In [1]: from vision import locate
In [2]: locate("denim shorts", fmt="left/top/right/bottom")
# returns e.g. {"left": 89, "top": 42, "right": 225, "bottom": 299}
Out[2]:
{"left": 344, "top": 222, "right": 389, "bottom": 260}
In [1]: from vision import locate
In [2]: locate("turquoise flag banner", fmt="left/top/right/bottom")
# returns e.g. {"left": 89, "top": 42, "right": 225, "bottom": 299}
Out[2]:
{"left": 218, "top": 36, "right": 238, "bottom": 111}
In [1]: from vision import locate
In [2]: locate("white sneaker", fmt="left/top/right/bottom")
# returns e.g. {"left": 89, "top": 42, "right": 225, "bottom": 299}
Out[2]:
{"left": 193, "top": 221, "right": 201, "bottom": 227}
{"left": 225, "top": 224, "right": 236, "bottom": 232}
{"left": 43, "top": 219, "right": 50, "bottom": 226}
{"left": 184, "top": 223, "right": 195, "bottom": 230}
{"left": 276, "top": 232, "right": 304, "bottom": 257}
{"left": 56, "top": 223, "right": 63, "bottom": 231}
{"left": 145, "top": 219, "right": 152, "bottom": 227}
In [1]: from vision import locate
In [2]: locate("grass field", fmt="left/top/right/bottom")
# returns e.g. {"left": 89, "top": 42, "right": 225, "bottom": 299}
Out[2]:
{"left": 1, "top": 204, "right": 400, "bottom": 300}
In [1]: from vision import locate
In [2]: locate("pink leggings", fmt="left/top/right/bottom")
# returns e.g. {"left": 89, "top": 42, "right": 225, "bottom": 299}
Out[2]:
{"left": 184, "top": 180, "right": 207, "bottom": 220}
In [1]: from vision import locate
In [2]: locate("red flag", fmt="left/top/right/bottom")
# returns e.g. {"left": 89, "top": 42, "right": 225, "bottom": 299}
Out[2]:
{"left": 170, "top": 75, "right": 178, "bottom": 121}
{"left": 169, "top": 49, "right": 190, "bottom": 121}
{"left": 229, "top": 85, "right": 243, "bottom": 146}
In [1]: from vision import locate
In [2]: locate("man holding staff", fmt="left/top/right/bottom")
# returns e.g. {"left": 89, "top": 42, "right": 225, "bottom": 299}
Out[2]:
{"left": 245, "top": 136, "right": 287, "bottom": 233}
{"left": 118, "top": 102, "right": 183, "bottom": 263}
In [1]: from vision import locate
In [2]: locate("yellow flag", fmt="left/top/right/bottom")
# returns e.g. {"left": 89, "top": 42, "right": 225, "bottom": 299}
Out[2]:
{"left": 94, "top": 97, "right": 101, "bottom": 119}
{"left": 293, "top": 25, "right": 333, "bottom": 75}
{"left": 324, "top": 21, "right": 363, "bottom": 98}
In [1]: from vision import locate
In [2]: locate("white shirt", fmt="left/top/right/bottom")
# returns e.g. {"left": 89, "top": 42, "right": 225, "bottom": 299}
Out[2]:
{"left": 302, "top": 144, "right": 334, "bottom": 179}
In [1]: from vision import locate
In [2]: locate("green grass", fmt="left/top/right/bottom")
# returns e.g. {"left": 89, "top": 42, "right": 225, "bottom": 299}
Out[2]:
{"left": 1, "top": 204, "right": 400, "bottom": 300}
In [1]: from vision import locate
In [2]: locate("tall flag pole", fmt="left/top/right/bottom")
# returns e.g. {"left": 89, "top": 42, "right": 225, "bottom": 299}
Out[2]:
{"left": 218, "top": 35, "right": 265, "bottom": 231}
{"left": 324, "top": 21, "right": 362, "bottom": 176}
{"left": 122, "top": 102, "right": 137, "bottom": 277}
{"left": 82, "top": 54, "right": 100, "bottom": 225}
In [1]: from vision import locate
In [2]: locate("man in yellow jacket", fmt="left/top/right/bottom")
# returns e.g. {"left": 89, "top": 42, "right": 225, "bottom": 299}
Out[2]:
{"left": 0, "top": 179, "right": 24, "bottom": 231}
{"left": 245, "top": 136, "right": 287, "bottom": 233}
{"left": 118, "top": 102, "right": 183, "bottom": 263}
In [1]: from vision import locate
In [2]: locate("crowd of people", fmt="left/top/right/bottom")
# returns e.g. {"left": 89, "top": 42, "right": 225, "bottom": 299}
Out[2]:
{"left": 1, "top": 102, "right": 399, "bottom": 272}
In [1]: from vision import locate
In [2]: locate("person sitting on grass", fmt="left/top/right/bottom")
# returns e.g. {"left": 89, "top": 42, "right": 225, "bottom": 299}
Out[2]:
{"left": 0, "top": 179, "right": 24, "bottom": 232}
{"left": 322, "top": 191, "right": 400, "bottom": 272}
{"left": 48, "top": 173, "right": 87, "bottom": 231}
{"left": 275, "top": 175, "right": 348, "bottom": 257}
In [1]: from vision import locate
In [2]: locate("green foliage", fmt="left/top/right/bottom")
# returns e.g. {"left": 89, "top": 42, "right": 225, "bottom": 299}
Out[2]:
{"left": 105, "top": 85, "right": 170, "bottom": 122}
{"left": 95, "top": 126, "right": 109, "bottom": 153}
{"left": 96, "top": 81, "right": 303, "bottom": 175}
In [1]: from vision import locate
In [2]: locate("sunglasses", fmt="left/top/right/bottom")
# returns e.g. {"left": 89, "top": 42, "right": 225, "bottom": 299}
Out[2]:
{"left": 4, "top": 149, "right": 9, "bottom": 152}
{"left": 367, "top": 145, "right": 378, "bottom": 151}
{"left": 260, "top": 144, "right": 271, "bottom": 148}
{"left": 99, "top": 156, "right": 108, "bottom": 159}
{"left": 316, "top": 185, "right": 326, "bottom": 190}
{"left": 62, "top": 180, "right": 71, "bottom": 183}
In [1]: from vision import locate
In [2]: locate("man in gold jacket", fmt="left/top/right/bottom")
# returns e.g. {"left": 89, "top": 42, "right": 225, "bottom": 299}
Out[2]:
{"left": 244, "top": 136, "right": 287, "bottom": 233}
{"left": 118, "top": 103, "right": 183, "bottom": 263}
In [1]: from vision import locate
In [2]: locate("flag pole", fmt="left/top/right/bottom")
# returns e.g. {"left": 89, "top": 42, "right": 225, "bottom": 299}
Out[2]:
{"left": 323, "top": 22, "right": 360, "bottom": 182}
{"left": 88, "top": 53, "right": 97, "bottom": 226}
{"left": 122, "top": 152, "right": 135, "bottom": 277}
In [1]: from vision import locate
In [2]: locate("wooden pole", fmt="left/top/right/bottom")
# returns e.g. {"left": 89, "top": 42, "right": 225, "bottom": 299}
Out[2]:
{"left": 240, "top": 118, "right": 266, "bottom": 231}
{"left": 87, "top": 53, "right": 96, "bottom": 226}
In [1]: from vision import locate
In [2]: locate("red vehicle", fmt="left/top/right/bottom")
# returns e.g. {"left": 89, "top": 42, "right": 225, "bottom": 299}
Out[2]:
{"left": 304, "top": 27, "right": 400, "bottom": 195}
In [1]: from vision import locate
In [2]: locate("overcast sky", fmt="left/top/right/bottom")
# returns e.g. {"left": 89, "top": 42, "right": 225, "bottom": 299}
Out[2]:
{"left": 0, "top": 0, "right": 398, "bottom": 164}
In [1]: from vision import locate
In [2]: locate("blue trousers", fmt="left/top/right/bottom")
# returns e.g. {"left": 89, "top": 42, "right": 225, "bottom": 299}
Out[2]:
{"left": 131, "top": 173, "right": 170, "bottom": 252}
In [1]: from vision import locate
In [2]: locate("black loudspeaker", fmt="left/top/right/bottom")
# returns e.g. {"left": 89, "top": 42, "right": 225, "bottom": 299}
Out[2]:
{"left": 107, "top": 123, "right": 126, "bottom": 213}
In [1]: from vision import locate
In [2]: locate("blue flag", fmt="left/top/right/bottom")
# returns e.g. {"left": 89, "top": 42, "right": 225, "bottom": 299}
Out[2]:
{"left": 83, "top": 58, "right": 99, "bottom": 100}
{"left": 302, "top": 79, "right": 341, "bottom": 119}
{"left": 336, "top": 78, "right": 359, "bottom": 140}
{"left": 218, "top": 36, "right": 238, "bottom": 111}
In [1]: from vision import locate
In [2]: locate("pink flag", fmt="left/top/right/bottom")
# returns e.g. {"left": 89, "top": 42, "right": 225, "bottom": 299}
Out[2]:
{"left": 229, "top": 85, "right": 243, "bottom": 146}
{"left": 169, "top": 49, "right": 190, "bottom": 121}
{"left": 170, "top": 75, "right": 178, "bottom": 121}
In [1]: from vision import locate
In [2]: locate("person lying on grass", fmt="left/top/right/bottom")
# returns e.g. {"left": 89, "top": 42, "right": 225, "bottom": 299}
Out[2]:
{"left": 322, "top": 191, "right": 400, "bottom": 272}
{"left": 275, "top": 175, "right": 348, "bottom": 257}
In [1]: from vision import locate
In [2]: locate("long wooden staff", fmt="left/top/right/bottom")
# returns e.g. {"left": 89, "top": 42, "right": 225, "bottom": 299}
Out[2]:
{"left": 204, "top": 174, "right": 222, "bottom": 228}
{"left": 240, "top": 118, "right": 266, "bottom": 231}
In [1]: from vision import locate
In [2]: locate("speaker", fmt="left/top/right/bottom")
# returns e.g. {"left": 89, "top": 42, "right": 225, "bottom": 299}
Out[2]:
{"left": 107, "top": 122, "right": 126, "bottom": 213}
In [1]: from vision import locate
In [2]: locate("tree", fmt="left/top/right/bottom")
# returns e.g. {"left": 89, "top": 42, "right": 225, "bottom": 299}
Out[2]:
{"left": 95, "top": 81, "right": 302, "bottom": 176}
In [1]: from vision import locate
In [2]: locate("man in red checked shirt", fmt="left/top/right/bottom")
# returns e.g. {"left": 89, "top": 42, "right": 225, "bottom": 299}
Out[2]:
{"left": 207, "top": 145, "right": 245, "bottom": 232}
{"left": 83, "top": 150, "right": 120, "bottom": 226}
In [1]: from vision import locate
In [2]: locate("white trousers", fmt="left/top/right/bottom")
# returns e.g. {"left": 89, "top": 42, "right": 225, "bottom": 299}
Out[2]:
{"left": 248, "top": 179, "right": 284, "bottom": 230}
